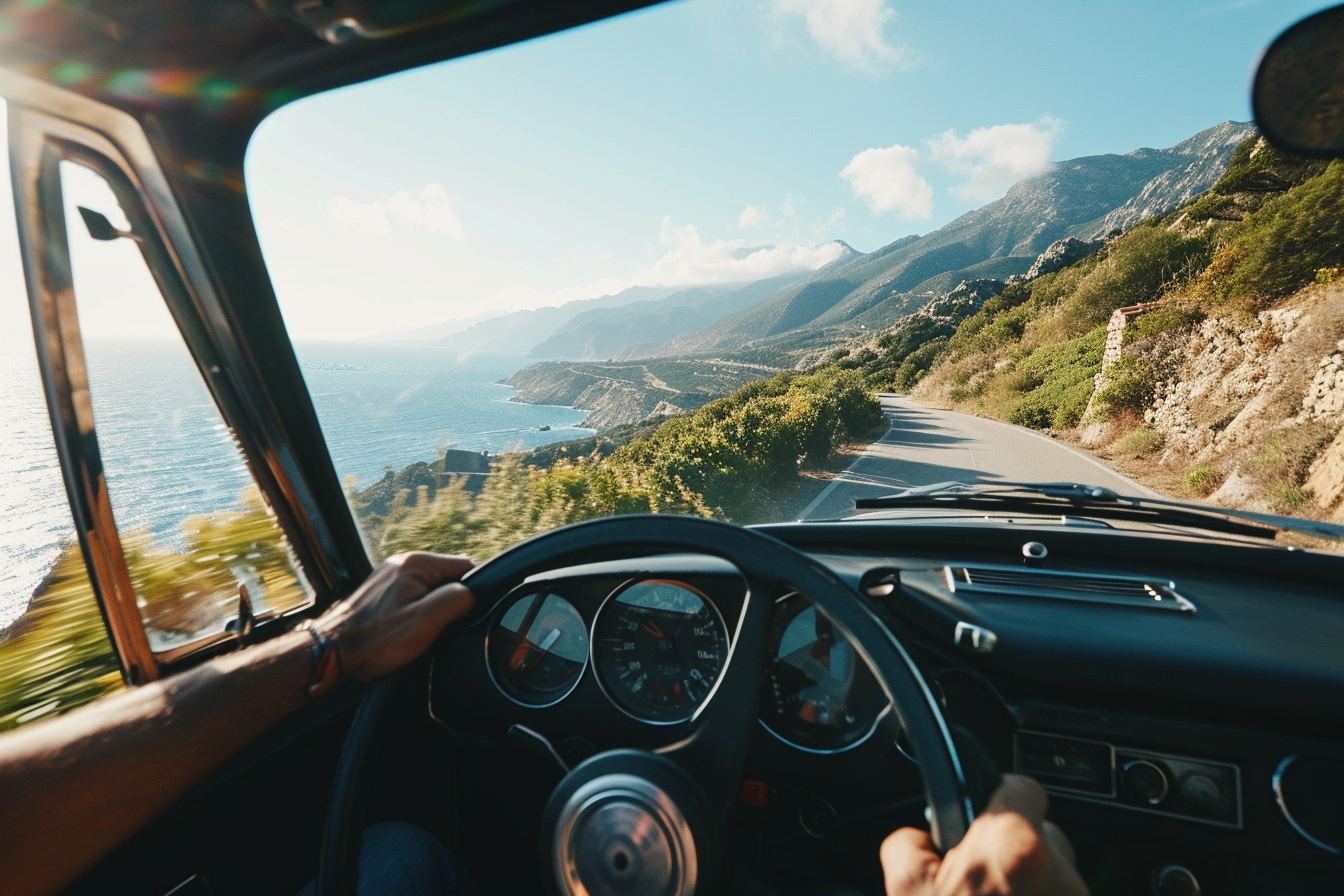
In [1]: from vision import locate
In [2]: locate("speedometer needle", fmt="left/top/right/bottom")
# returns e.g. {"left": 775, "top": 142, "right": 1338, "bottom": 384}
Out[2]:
{"left": 642, "top": 619, "right": 666, "bottom": 639}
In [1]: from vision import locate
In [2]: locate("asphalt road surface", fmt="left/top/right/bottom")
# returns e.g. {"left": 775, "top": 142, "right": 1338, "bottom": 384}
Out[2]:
{"left": 797, "top": 395, "right": 1152, "bottom": 521}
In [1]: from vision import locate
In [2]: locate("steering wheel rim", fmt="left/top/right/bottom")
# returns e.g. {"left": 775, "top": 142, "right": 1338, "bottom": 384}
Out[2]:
{"left": 319, "top": 514, "right": 980, "bottom": 896}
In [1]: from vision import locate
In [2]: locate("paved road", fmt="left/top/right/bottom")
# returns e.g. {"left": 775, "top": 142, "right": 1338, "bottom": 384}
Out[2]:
{"left": 797, "top": 395, "right": 1153, "bottom": 521}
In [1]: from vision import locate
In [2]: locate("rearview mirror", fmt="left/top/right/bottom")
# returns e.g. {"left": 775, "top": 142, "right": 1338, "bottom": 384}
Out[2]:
{"left": 76, "top": 206, "right": 135, "bottom": 242}
{"left": 1252, "top": 4, "right": 1344, "bottom": 158}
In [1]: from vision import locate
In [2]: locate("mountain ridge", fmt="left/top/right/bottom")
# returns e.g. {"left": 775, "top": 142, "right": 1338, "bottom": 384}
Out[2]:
{"left": 625, "top": 121, "right": 1255, "bottom": 362}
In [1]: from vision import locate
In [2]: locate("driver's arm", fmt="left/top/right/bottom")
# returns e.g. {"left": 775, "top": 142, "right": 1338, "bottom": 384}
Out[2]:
{"left": 881, "top": 774, "right": 1089, "bottom": 895}
{"left": 0, "top": 551, "right": 474, "bottom": 896}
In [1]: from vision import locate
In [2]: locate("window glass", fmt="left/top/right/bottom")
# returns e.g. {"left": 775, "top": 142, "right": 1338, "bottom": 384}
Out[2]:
{"left": 60, "top": 161, "right": 310, "bottom": 653}
{"left": 249, "top": 1, "right": 1344, "bottom": 562}
{"left": 0, "top": 100, "right": 121, "bottom": 730}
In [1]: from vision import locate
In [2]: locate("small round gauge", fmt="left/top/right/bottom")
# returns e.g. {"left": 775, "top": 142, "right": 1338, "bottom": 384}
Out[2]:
{"left": 760, "top": 593, "right": 890, "bottom": 753}
{"left": 593, "top": 579, "right": 728, "bottom": 724}
{"left": 486, "top": 591, "right": 588, "bottom": 707}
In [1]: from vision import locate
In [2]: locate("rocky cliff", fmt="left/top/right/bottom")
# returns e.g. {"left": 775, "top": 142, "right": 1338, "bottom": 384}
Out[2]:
{"left": 1136, "top": 283, "right": 1344, "bottom": 522}
{"left": 502, "top": 358, "right": 773, "bottom": 430}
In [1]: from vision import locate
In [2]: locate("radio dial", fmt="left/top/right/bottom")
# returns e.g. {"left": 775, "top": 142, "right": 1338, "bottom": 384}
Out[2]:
{"left": 1123, "top": 759, "right": 1169, "bottom": 806}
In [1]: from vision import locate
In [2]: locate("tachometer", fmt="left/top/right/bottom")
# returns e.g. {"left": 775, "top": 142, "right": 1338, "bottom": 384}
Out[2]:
{"left": 593, "top": 579, "right": 728, "bottom": 724}
{"left": 486, "top": 591, "right": 589, "bottom": 707}
{"left": 760, "top": 593, "right": 889, "bottom": 753}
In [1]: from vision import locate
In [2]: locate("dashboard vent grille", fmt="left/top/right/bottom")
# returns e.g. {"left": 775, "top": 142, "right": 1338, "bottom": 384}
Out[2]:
{"left": 944, "top": 565, "right": 1194, "bottom": 612}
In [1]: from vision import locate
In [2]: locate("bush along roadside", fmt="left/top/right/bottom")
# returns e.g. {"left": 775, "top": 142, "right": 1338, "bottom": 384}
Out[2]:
{"left": 354, "top": 367, "right": 884, "bottom": 560}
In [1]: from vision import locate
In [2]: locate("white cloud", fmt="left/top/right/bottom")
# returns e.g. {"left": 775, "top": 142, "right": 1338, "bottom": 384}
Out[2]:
{"left": 738, "top": 204, "right": 767, "bottom": 229}
{"left": 327, "top": 183, "right": 467, "bottom": 239}
{"left": 479, "top": 217, "right": 846, "bottom": 318}
{"left": 839, "top": 144, "right": 932, "bottom": 219}
{"left": 635, "top": 217, "right": 846, "bottom": 285}
{"left": 735, "top": 197, "right": 799, "bottom": 231}
{"left": 386, "top": 184, "right": 467, "bottom": 238}
{"left": 769, "top": 0, "right": 908, "bottom": 73}
{"left": 327, "top": 195, "right": 391, "bottom": 233}
{"left": 929, "top": 117, "right": 1063, "bottom": 201}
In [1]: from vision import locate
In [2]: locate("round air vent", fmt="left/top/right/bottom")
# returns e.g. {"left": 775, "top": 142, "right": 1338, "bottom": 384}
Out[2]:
{"left": 1274, "top": 755, "right": 1344, "bottom": 854}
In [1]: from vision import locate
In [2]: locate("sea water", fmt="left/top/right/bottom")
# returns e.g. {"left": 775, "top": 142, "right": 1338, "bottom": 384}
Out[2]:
{"left": 296, "top": 342, "right": 591, "bottom": 487}
{"left": 0, "top": 339, "right": 590, "bottom": 627}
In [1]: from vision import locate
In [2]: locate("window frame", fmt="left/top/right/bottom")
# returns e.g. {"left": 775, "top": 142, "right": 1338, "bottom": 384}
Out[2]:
{"left": 1, "top": 73, "right": 353, "bottom": 679}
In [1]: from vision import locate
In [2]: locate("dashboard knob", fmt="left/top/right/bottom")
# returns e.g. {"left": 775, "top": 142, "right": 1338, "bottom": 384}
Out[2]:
{"left": 1179, "top": 773, "right": 1221, "bottom": 810}
{"left": 1123, "top": 760, "right": 1169, "bottom": 805}
{"left": 1152, "top": 864, "right": 1200, "bottom": 896}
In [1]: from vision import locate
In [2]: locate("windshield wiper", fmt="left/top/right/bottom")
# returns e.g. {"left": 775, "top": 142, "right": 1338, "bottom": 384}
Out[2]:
{"left": 853, "top": 481, "right": 1344, "bottom": 542}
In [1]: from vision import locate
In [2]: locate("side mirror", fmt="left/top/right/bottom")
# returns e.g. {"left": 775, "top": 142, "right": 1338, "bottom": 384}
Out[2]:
{"left": 76, "top": 206, "right": 137, "bottom": 242}
{"left": 1252, "top": 4, "right": 1344, "bottom": 158}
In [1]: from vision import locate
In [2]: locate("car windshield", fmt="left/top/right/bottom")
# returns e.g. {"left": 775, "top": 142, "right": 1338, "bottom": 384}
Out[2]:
{"left": 232, "top": 0, "right": 1344, "bottom": 561}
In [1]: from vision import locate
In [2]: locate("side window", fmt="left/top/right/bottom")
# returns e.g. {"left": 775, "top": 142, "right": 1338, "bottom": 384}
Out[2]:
{"left": 0, "top": 101, "right": 121, "bottom": 730}
{"left": 59, "top": 160, "right": 311, "bottom": 654}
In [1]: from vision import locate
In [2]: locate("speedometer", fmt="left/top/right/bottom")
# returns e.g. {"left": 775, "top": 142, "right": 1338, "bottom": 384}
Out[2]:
{"left": 593, "top": 579, "right": 728, "bottom": 724}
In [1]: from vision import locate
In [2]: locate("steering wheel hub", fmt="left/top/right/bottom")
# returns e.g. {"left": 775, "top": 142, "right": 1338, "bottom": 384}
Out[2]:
{"left": 557, "top": 773, "right": 694, "bottom": 896}
{"left": 542, "top": 749, "right": 716, "bottom": 896}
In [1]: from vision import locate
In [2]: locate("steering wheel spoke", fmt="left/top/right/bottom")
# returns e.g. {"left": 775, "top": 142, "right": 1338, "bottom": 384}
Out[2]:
{"left": 656, "top": 571, "right": 780, "bottom": 823}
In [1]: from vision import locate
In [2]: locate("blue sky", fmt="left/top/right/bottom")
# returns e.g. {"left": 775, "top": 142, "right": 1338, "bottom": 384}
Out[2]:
{"left": 243, "top": 0, "right": 1331, "bottom": 340}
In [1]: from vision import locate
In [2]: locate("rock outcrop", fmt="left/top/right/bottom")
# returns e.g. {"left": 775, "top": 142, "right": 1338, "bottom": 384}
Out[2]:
{"left": 1135, "top": 284, "right": 1344, "bottom": 520}
{"left": 912, "top": 278, "right": 1006, "bottom": 323}
{"left": 1007, "top": 237, "right": 1104, "bottom": 285}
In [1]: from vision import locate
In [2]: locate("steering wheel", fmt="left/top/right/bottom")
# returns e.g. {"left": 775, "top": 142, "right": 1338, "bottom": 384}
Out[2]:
{"left": 318, "top": 515, "right": 991, "bottom": 896}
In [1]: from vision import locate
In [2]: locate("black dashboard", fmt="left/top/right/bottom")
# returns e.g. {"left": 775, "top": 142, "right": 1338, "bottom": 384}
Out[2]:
{"left": 425, "top": 519, "right": 1344, "bottom": 895}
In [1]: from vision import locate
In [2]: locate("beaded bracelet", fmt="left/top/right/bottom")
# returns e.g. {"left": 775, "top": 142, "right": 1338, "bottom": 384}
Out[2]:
{"left": 299, "top": 621, "right": 343, "bottom": 700}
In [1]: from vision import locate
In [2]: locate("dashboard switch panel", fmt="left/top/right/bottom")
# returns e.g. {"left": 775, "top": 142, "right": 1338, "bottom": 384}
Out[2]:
{"left": 1016, "top": 730, "right": 1242, "bottom": 828}
{"left": 1114, "top": 747, "right": 1240, "bottom": 827}
{"left": 1015, "top": 731, "right": 1115, "bottom": 796}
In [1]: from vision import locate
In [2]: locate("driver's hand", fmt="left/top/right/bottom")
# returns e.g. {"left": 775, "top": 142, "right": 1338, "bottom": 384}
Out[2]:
{"left": 880, "top": 774, "right": 1088, "bottom": 895}
{"left": 315, "top": 551, "right": 475, "bottom": 682}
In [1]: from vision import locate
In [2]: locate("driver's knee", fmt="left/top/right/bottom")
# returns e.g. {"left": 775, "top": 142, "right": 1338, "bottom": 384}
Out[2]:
{"left": 297, "top": 822, "right": 479, "bottom": 896}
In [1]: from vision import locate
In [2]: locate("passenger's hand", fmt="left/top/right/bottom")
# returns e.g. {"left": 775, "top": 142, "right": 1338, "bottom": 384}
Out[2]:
{"left": 880, "top": 774, "right": 1087, "bottom": 895}
{"left": 316, "top": 551, "right": 475, "bottom": 682}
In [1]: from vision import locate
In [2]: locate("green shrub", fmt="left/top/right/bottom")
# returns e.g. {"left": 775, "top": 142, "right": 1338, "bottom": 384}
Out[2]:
{"left": 1112, "top": 426, "right": 1164, "bottom": 456}
{"left": 1007, "top": 368, "right": 1044, "bottom": 393}
{"left": 367, "top": 367, "right": 884, "bottom": 555}
{"left": 1269, "top": 483, "right": 1310, "bottom": 514}
{"left": 1095, "top": 357, "right": 1156, "bottom": 417}
{"left": 887, "top": 337, "right": 950, "bottom": 392}
{"left": 1054, "top": 227, "right": 1213, "bottom": 336}
{"left": 1130, "top": 304, "right": 1204, "bottom": 340}
{"left": 1001, "top": 327, "right": 1106, "bottom": 429}
{"left": 1203, "top": 161, "right": 1344, "bottom": 306}
{"left": 1183, "top": 465, "right": 1222, "bottom": 496}
{"left": 1009, "top": 404, "right": 1053, "bottom": 429}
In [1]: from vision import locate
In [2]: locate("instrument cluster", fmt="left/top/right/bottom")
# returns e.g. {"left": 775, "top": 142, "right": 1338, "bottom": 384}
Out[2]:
{"left": 482, "top": 576, "right": 890, "bottom": 753}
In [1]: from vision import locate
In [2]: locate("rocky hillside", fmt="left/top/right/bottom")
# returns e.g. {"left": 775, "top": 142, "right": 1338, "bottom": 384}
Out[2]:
{"left": 1093, "top": 121, "right": 1259, "bottom": 235}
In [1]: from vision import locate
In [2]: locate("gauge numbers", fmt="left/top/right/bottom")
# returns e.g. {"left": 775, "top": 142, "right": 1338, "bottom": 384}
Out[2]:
{"left": 594, "top": 579, "right": 728, "bottom": 724}
{"left": 760, "top": 593, "right": 889, "bottom": 753}
{"left": 487, "top": 591, "right": 588, "bottom": 707}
